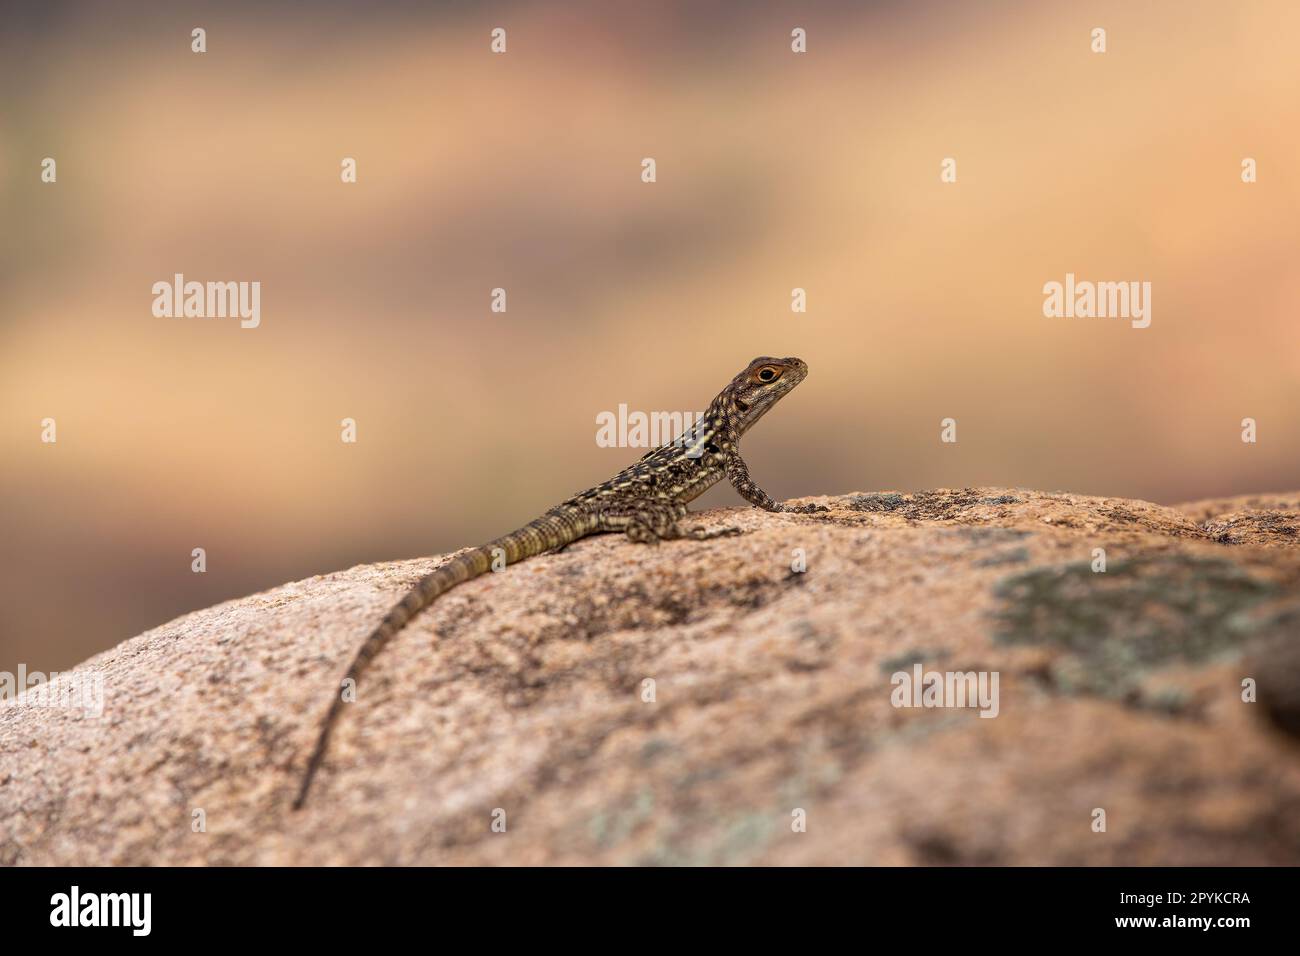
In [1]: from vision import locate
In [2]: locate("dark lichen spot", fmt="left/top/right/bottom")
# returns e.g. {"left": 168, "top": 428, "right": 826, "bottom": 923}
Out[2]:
{"left": 880, "top": 647, "right": 949, "bottom": 674}
{"left": 908, "top": 829, "right": 960, "bottom": 864}
{"left": 992, "top": 554, "right": 1283, "bottom": 700}
{"left": 849, "top": 492, "right": 907, "bottom": 513}
{"left": 1139, "top": 687, "right": 1194, "bottom": 717}
{"left": 953, "top": 527, "right": 1033, "bottom": 545}
{"left": 904, "top": 827, "right": 1002, "bottom": 865}
{"left": 849, "top": 489, "right": 1016, "bottom": 522}
{"left": 1096, "top": 506, "right": 1205, "bottom": 539}
{"left": 975, "top": 547, "right": 1031, "bottom": 568}
{"left": 1204, "top": 512, "right": 1300, "bottom": 546}
{"left": 639, "top": 738, "right": 674, "bottom": 764}
{"left": 1096, "top": 507, "right": 1146, "bottom": 526}
{"left": 533, "top": 573, "right": 803, "bottom": 645}
{"left": 900, "top": 490, "right": 985, "bottom": 520}
{"left": 1244, "top": 601, "right": 1300, "bottom": 740}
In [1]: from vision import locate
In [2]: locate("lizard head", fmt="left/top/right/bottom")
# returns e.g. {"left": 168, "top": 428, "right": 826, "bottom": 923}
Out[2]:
{"left": 728, "top": 356, "right": 808, "bottom": 432}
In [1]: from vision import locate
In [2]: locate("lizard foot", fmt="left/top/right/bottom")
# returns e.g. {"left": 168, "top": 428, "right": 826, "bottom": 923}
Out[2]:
{"left": 685, "top": 526, "right": 744, "bottom": 540}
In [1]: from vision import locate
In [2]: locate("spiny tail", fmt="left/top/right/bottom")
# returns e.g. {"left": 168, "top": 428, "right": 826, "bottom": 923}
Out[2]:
{"left": 292, "top": 509, "right": 593, "bottom": 809}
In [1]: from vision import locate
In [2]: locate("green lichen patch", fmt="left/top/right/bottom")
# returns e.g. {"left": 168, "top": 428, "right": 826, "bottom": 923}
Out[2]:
{"left": 992, "top": 554, "right": 1283, "bottom": 699}
{"left": 975, "top": 547, "right": 1031, "bottom": 568}
{"left": 879, "top": 647, "right": 949, "bottom": 674}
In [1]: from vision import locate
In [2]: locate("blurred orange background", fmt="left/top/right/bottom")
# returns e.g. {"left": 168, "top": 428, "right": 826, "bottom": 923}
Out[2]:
{"left": 3, "top": 0, "right": 1298, "bottom": 673}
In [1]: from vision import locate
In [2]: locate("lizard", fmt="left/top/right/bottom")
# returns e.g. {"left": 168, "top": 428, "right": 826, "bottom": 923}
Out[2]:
{"left": 292, "top": 355, "right": 823, "bottom": 809}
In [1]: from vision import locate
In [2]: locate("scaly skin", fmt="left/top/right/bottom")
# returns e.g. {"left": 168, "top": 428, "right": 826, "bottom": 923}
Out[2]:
{"left": 293, "top": 356, "right": 821, "bottom": 808}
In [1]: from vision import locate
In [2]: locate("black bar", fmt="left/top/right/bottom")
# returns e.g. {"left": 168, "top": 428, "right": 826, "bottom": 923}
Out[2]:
{"left": 0, "top": 866, "right": 1281, "bottom": 941}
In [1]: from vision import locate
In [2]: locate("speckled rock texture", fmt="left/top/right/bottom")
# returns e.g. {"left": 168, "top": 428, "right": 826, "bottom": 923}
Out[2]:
{"left": 3, "top": 488, "right": 1299, "bottom": 865}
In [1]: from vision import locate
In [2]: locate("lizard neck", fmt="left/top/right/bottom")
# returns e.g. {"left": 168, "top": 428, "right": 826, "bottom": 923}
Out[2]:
{"left": 708, "top": 389, "right": 746, "bottom": 441}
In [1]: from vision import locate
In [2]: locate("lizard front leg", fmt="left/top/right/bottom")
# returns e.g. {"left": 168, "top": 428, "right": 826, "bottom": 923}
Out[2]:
{"left": 725, "top": 453, "right": 826, "bottom": 514}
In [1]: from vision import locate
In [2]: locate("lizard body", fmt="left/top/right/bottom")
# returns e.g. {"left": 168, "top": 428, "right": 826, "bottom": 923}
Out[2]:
{"left": 293, "top": 356, "right": 818, "bottom": 808}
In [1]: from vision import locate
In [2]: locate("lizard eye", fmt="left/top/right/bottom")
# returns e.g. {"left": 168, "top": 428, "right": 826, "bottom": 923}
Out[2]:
{"left": 757, "top": 366, "right": 780, "bottom": 382}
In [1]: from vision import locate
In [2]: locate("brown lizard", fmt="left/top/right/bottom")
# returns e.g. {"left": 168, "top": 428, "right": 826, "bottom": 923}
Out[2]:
{"left": 293, "top": 355, "right": 822, "bottom": 808}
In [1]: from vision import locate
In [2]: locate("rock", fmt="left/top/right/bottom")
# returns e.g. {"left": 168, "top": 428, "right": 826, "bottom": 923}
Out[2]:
{"left": 2, "top": 488, "right": 1299, "bottom": 865}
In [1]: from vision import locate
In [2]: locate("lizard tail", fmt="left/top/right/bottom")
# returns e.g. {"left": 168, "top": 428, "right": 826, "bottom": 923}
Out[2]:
{"left": 291, "top": 547, "right": 490, "bottom": 810}
{"left": 292, "top": 510, "right": 593, "bottom": 810}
